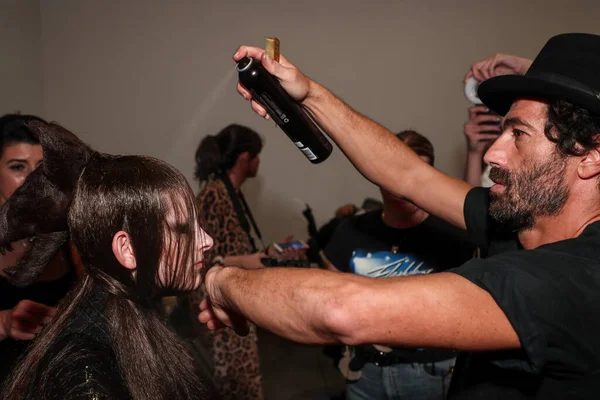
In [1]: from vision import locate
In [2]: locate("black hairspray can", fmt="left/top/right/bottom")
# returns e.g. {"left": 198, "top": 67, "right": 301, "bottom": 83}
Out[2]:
{"left": 236, "top": 57, "right": 333, "bottom": 163}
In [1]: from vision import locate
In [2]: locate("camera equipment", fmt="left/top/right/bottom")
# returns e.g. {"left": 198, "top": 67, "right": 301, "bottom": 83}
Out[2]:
{"left": 465, "top": 77, "right": 501, "bottom": 134}
{"left": 260, "top": 257, "right": 311, "bottom": 267}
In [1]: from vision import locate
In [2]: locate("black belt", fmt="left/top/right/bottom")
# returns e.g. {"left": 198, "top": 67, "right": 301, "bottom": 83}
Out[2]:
{"left": 354, "top": 345, "right": 455, "bottom": 367}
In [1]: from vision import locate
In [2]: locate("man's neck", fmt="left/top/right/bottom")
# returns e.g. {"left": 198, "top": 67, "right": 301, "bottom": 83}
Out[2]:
{"left": 227, "top": 170, "right": 246, "bottom": 191}
{"left": 518, "top": 196, "right": 600, "bottom": 249}
{"left": 381, "top": 204, "right": 429, "bottom": 230}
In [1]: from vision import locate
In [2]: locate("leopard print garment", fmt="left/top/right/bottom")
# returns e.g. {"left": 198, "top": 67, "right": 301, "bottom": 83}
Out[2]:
{"left": 191, "top": 179, "right": 263, "bottom": 400}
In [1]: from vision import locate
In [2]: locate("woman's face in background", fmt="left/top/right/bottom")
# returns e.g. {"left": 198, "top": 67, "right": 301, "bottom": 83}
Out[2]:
{"left": 0, "top": 142, "right": 43, "bottom": 273}
{"left": 0, "top": 142, "right": 43, "bottom": 205}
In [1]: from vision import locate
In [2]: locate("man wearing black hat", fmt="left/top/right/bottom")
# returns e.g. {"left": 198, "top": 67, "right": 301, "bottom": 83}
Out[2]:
{"left": 200, "top": 33, "right": 600, "bottom": 398}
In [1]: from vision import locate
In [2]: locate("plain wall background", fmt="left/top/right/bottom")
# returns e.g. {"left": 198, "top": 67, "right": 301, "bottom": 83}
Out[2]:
{"left": 1, "top": 0, "right": 43, "bottom": 116}
{"left": 5, "top": 0, "right": 600, "bottom": 242}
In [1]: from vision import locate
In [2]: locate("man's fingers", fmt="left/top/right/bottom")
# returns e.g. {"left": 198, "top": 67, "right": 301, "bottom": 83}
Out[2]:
{"left": 261, "top": 52, "right": 292, "bottom": 82}
{"left": 471, "top": 61, "right": 486, "bottom": 82}
{"left": 468, "top": 105, "right": 489, "bottom": 118}
{"left": 207, "top": 320, "right": 223, "bottom": 331}
{"left": 237, "top": 83, "right": 251, "bottom": 101}
{"left": 199, "top": 297, "right": 209, "bottom": 311}
{"left": 233, "top": 46, "right": 265, "bottom": 62}
{"left": 198, "top": 308, "right": 214, "bottom": 324}
{"left": 485, "top": 57, "right": 497, "bottom": 80}
{"left": 472, "top": 68, "right": 484, "bottom": 82}
{"left": 275, "top": 52, "right": 296, "bottom": 69}
{"left": 199, "top": 306, "right": 225, "bottom": 331}
{"left": 251, "top": 99, "right": 268, "bottom": 118}
{"left": 464, "top": 70, "right": 474, "bottom": 83}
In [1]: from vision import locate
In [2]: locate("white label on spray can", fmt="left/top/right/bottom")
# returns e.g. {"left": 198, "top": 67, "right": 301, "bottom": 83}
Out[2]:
{"left": 300, "top": 147, "right": 317, "bottom": 161}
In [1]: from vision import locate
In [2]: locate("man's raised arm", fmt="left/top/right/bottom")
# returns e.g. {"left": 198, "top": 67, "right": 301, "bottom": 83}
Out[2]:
{"left": 233, "top": 46, "right": 471, "bottom": 229}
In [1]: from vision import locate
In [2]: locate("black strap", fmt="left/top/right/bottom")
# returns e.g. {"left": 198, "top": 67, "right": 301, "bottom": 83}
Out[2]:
{"left": 238, "top": 190, "right": 264, "bottom": 246}
{"left": 219, "top": 174, "right": 262, "bottom": 253}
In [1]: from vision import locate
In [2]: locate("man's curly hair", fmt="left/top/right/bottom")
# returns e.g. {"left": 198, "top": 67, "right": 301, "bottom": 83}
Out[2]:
{"left": 544, "top": 100, "right": 600, "bottom": 157}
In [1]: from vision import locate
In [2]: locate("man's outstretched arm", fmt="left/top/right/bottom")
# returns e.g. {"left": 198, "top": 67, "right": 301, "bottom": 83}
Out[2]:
{"left": 233, "top": 46, "right": 472, "bottom": 230}
{"left": 200, "top": 266, "right": 519, "bottom": 351}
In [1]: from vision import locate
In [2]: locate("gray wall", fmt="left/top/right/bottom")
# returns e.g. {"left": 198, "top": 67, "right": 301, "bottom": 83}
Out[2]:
{"left": 1, "top": 0, "right": 43, "bottom": 116}
{"left": 28, "top": 0, "right": 600, "bottom": 240}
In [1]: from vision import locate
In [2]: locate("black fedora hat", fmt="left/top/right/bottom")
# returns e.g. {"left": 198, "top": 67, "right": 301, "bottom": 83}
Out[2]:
{"left": 478, "top": 33, "right": 600, "bottom": 116}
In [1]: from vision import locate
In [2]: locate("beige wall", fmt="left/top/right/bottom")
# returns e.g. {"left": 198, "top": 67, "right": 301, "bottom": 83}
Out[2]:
{"left": 38, "top": 0, "right": 600, "bottom": 242}
{"left": 1, "top": 0, "right": 43, "bottom": 116}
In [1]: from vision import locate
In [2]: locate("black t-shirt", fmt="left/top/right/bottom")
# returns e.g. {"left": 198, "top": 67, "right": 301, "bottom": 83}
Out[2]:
{"left": 325, "top": 210, "right": 476, "bottom": 362}
{"left": 448, "top": 187, "right": 600, "bottom": 399}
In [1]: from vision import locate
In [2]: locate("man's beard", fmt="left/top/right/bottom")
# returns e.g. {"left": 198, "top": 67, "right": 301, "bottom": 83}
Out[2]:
{"left": 488, "top": 154, "right": 569, "bottom": 232}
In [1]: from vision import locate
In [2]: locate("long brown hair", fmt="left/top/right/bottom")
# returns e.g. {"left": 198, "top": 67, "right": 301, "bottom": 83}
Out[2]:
{"left": 1, "top": 123, "right": 210, "bottom": 399}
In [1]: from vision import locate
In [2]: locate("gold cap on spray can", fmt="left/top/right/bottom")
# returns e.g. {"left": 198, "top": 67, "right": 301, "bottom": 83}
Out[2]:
{"left": 265, "top": 37, "right": 280, "bottom": 62}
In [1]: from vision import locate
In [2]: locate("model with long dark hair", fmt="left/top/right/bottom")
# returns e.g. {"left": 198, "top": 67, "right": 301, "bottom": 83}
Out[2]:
{"left": 0, "top": 121, "right": 214, "bottom": 399}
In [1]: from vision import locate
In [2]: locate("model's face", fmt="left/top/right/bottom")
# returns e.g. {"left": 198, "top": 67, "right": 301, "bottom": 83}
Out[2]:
{"left": 0, "top": 142, "right": 43, "bottom": 205}
{"left": 158, "top": 202, "right": 214, "bottom": 291}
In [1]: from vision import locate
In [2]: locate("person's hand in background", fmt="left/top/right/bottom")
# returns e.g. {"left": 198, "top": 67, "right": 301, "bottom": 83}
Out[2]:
{"left": 335, "top": 204, "right": 357, "bottom": 218}
{"left": 0, "top": 300, "right": 56, "bottom": 341}
{"left": 464, "top": 106, "right": 502, "bottom": 154}
{"left": 464, "top": 53, "right": 532, "bottom": 82}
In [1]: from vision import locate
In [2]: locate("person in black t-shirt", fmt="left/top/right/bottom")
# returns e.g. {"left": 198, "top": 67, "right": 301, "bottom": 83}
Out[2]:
{"left": 201, "top": 33, "right": 600, "bottom": 399}
{"left": 324, "top": 130, "right": 475, "bottom": 400}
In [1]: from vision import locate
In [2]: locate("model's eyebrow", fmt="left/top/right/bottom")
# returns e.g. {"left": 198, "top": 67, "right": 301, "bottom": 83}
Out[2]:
{"left": 6, "top": 158, "right": 27, "bottom": 164}
{"left": 503, "top": 117, "right": 536, "bottom": 131}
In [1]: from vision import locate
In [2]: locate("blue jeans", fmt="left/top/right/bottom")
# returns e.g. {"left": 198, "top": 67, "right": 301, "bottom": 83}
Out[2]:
{"left": 346, "top": 358, "right": 455, "bottom": 400}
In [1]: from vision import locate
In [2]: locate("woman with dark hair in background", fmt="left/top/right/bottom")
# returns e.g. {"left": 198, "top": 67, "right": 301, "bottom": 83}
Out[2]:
{"left": 190, "top": 123, "right": 267, "bottom": 399}
{"left": 0, "top": 121, "right": 214, "bottom": 399}
{"left": 0, "top": 114, "right": 76, "bottom": 385}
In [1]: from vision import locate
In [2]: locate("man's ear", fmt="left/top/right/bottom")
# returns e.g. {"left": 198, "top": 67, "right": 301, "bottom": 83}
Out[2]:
{"left": 112, "top": 231, "right": 136, "bottom": 271}
{"left": 578, "top": 145, "right": 600, "bottom": 180}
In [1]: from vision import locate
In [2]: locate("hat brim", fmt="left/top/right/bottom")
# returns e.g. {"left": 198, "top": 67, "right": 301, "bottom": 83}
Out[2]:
{"left": 478, "top": 74, "right": 600, "bottom": 116}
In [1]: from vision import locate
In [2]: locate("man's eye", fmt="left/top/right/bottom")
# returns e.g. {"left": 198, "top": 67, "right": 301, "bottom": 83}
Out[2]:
{"left": 513, "top": 129, "right": 526, "bottom": 138}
